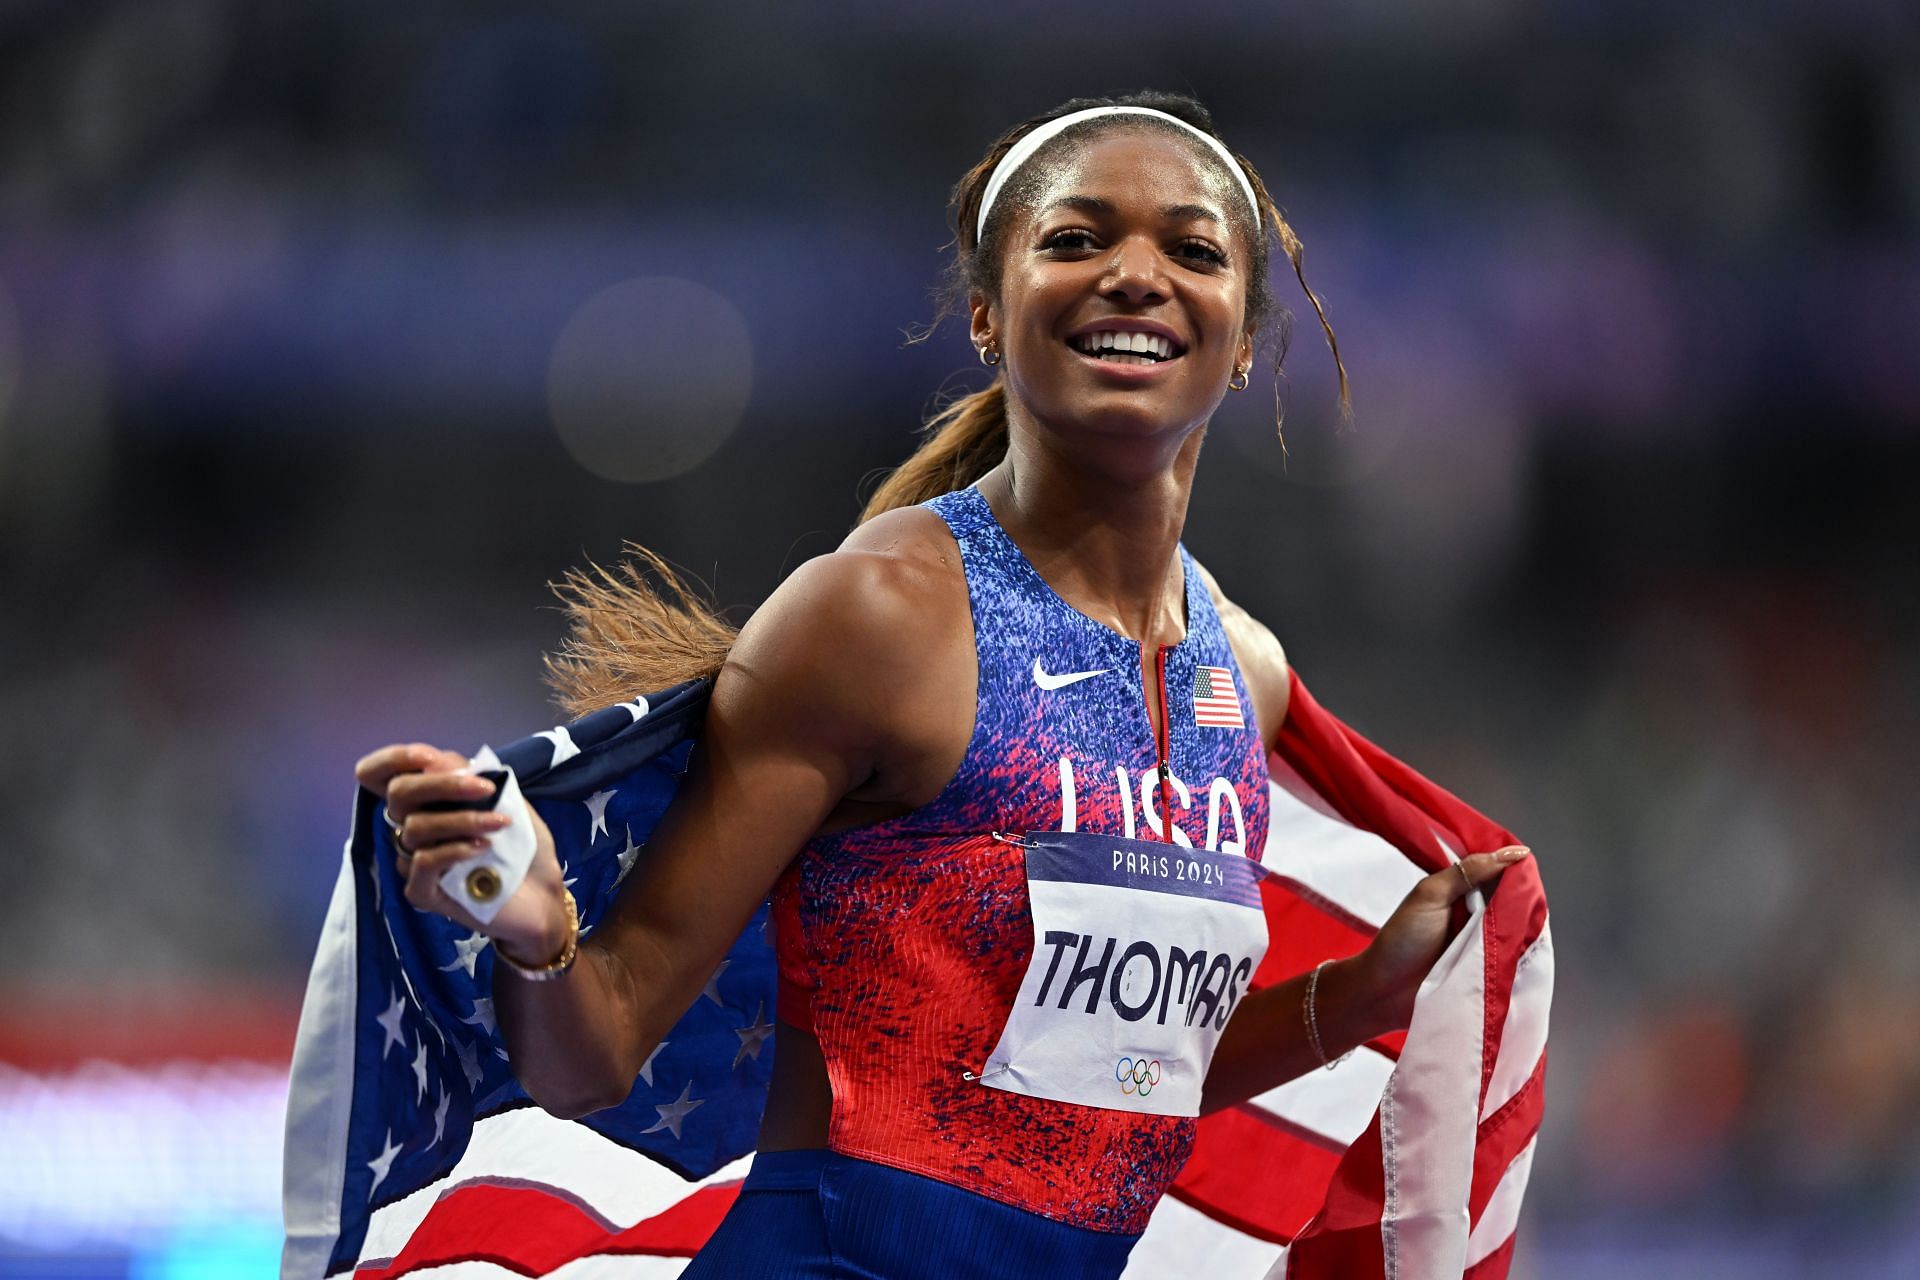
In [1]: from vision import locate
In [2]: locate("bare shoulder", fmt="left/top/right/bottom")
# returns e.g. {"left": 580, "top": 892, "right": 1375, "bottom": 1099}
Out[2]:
{"left": 1189, "top": 558, "right": 1291, "bottom": 748}
{"left": 716, "top": 504, "right": 970, "bottom": 780}
{"left": 748, "top": 506, "right": 961, "bottom": 643}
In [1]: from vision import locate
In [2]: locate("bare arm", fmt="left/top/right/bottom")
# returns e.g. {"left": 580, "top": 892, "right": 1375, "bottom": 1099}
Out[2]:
{"left": 1186, "top": 559, "right": 1531, "bottom": 1112}
{"left": 364, "top": 541, "right": 957, "bottom": 1118}
{"left": 1199, "top": 850, "right": 1525, "bottom": 1112}
{"left": 503, "top": 547, "right": 962, "bottom": 1114}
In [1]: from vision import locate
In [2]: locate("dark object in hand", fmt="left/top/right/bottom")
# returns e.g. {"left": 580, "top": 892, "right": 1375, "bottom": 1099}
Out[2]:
{"left": 422, "top": 769, "right": 507, "bottom": 814}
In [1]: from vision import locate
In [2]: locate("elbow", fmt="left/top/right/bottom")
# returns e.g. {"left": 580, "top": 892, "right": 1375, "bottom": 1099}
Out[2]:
{"left": 531, "top": 1093, "right": 614, "bottom": 1122}
{"left": 510, "top": 1042, "right": 640, "bottom": 1120}
{"left": 521, "top": 1070, "right": 633, "bottom": 1121}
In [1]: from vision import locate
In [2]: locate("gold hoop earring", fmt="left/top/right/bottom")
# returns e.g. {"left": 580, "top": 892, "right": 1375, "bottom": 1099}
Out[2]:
{"left": 1228, "top": 367, "right": 1250, "bottom": 391}
{"left": 979, "top": 344, "right": 1001, "bottom": 367}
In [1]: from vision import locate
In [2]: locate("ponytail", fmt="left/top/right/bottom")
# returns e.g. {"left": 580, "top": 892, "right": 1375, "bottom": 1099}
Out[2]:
{"left": 858, "top": 381, "right": 1008, "bottom": 523}
{"left": 543, "top": 544, "right": 739, "bottom": 717}
{"left": 544, "top": 385, "right": 1009, "bottom": 715}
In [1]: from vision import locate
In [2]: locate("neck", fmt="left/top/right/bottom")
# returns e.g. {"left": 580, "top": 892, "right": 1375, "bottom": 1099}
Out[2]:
{"left": 976, "top": 427, "right": 1203, "bottom": 647}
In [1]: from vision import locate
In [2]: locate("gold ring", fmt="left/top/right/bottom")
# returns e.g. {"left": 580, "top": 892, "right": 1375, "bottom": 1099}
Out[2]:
{"left": 386, "top": 810, "right": 412, "bottom": 856}
{"left": 1456, "top": 861, "right": 1473, "bottom": 893}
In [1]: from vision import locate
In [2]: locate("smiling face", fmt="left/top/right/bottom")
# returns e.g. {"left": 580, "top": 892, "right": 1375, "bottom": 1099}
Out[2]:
{"left": 972, "top": 126, "right": 1258, "bottom": 464}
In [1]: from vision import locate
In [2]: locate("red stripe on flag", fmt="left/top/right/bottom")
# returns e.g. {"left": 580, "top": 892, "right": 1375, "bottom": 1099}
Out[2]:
{"left": 1253, "top": 884, "right": 1376, "bottom": 991}
{"left": 1275, "top": 675, "right": 1518, "bottom": 879}
{"left": 1368, "top": 1029, "right": 1407, "bottom": 1060}
{"left": 1470, "top": 1051, "right": 1547, "bottom": 1229}
{"left": 1464, "top": 1229, "right": 1518, "bottom": 1280}
{"left": 1476, "top": 860, "right": 1551, "bottom": 1110}
{"left": 354, "top": 1180, "right": 740, "bottom": 1278}
{"left": 1172, "top": 1106, "right": 1345, "bottom": 1244}
{"left": 1279, "top": 1110, "right": 1388, "bottom": 1276}
{"left": 607, "top": 1182, "right": 742, "bottom": 1256}
{"left": 1252, "top": 881, "right": 1405, "bottom": 1058}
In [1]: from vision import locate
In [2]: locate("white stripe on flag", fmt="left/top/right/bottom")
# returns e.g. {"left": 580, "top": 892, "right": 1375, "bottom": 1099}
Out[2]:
{"left": 1376, "top": 906, "right": 1487, "bottom": 1280}
{"left": 1245, "top": 1044, "right": 1396, "bottom": 1148}
{"left": 1127, "top": 1192, "right": 1284, "bottom": 1279}
{"left": 282, "top": 844, "right": 361, "bottom": 1280}
{"left": 1463, "top": 1137, "right": 1537, "bottom": 1268}
{"left": 1481, "top": 924, "right": 1553, "bottom": 1123}
{"left": 361, "top": 1110, "right": 751, "bottom": 1263}
{"left": 1261, "top": 769, "right": 1425, "bottom": 930}
{"left": 549, "top": 1258, "right": 694, "bottom": 1278}
{"left": 376, "top": 1258, "right": 692, "bottom": 1278}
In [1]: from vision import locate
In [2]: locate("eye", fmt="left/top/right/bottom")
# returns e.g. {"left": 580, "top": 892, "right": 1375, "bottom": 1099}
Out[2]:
{"left": 1174, "top": 238, "right": 1228, "bottom": 267}
{"left": 1040, "top": 228, "right": 1099, "bottom": 253}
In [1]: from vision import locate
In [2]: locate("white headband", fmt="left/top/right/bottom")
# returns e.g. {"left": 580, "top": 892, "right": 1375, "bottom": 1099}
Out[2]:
{"left": 974, "top": 106, "right": 1260, "bottom": 243}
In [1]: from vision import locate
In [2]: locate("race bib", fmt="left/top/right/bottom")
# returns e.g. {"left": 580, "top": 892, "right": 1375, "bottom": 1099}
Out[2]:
{"left": 974, "top": 829, "right": 1269, "bottom": 1117}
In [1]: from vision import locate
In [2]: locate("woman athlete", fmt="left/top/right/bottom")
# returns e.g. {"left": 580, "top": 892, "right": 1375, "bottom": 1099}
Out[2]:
{"left": 355, "top": 91, "right": 1531, "bottom": 1277}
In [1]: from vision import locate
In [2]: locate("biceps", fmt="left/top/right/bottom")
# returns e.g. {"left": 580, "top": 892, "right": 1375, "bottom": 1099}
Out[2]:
{"left": 592, "top": 705, "right": 856, "bottom": 1015}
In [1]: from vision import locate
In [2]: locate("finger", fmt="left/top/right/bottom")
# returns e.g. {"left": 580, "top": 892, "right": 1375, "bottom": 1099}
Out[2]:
{"left": 355, "top": 744, "right": 441, "bottom": 795}
{"left": 386, "top": 768, "right": 497, "bottom": 821}
{"left": 1453, "top": 847, "right": 1531, "bottom": 894}
{"left": 400, "top": 808, "right": 512, "bottom": 854}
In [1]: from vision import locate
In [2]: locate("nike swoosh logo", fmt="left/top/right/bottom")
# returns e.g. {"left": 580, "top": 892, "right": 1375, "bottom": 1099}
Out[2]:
{"left": 1032, "top": 658, "right": 1111, "bottom": 691}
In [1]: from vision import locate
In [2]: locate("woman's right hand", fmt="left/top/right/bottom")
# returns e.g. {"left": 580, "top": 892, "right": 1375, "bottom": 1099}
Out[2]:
{"left": 353, "top": 743, "right": 572, "bottom": 967}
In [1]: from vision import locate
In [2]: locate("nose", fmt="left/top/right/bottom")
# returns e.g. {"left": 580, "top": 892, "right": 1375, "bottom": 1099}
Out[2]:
{"left": 1099, "top": 234, "right": 1170, "bottom": 306}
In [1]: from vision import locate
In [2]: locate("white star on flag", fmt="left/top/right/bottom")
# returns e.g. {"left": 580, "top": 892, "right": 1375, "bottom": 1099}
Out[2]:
{"left": 641, "top": 1081, "right": 704, "bottom": 1140}
{"left": 620, "top": 696, "right": 650, "bottom": 721}
{"left": 584, "top": 789, "right": 616, "bottom": 841}
{"left": 615, "top": 825, "right": 644, "bottom": 884}
{"left": 375, "top": 989, "right": 407, "bottom": 1060}
{"left": 534, "top": 726, "right": 581, "bottom": 768}
{"left": 411, "top": 1036, "right": 431, "bottom": 1101}
{"left": 452, "top": 1034, "right": 482, "bottom": 1091}
{"left": 440, "top": 931, "right": 490, "bottom": 979}
{"left": 460, "top": 996, "right": 496, "bottom": 1038}
{"left": 733, "top": 1001, "right": 774, "bottom": 1069}
{"left": 639, "top": 1040, "right": 669, "bottom": 1086}
{"left": 431, "top": 1085, "right": 450, "bottom": 1147}
{"left": 702, "top": 960, "right": 730, "bottom": 1008}
{"left": 367, "top": 1129, "right": 403, "bottom": 1198}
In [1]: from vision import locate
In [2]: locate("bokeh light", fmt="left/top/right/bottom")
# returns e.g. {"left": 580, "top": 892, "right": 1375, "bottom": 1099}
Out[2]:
{"left": 546, "top": 276, "right": 755, "bottom": 485}
{"left": 0, "top": 273, "right": 17, "bottom": 470}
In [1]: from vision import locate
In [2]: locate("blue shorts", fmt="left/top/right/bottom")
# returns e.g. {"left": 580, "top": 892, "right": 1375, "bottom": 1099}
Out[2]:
{"left": 679, "top": 1148, "right": 1143, "bottom": 1279}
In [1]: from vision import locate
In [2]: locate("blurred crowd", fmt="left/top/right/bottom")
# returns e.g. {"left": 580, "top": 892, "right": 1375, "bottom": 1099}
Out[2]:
{"left": 1, "top": 1, "right": 1916, "bottom": 1275}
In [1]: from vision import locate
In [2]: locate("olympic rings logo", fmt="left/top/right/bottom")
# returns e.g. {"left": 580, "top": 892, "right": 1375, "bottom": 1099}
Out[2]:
{"left": 1115, "top": 1056, "right": 1163, "bottom": 1097}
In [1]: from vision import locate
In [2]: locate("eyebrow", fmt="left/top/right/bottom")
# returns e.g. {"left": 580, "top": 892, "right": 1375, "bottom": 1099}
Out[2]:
{"left": 1039, "top": 195, "right": 1225, "bottom": 224}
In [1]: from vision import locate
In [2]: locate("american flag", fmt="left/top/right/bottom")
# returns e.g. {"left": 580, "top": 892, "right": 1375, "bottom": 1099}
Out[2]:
{"left": 283, "top": 673, "right": 1550, "bottom": 1279}
{"left": 1194, "top": 664, "right": 1246, "bottom": 728}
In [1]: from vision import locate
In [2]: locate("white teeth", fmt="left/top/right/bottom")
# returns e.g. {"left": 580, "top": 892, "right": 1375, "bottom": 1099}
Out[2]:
{"left": 1071, "top": 330, "right": 1179, "bottom": 360}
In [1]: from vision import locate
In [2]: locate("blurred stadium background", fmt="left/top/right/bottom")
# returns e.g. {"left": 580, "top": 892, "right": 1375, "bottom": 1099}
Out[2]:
{"left": 2, "top": 1, "right": 1917, "bottom": 1277}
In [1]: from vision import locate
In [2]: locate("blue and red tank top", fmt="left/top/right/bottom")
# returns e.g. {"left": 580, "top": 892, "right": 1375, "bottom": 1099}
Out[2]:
{"left": 768, "top": 484, "right": 1273, "bottom": 1233}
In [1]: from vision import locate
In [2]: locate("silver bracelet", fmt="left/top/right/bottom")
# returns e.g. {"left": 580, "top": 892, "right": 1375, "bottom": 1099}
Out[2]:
{"left": 1304, "top": 959, "right": 1343, "bottom": 1071}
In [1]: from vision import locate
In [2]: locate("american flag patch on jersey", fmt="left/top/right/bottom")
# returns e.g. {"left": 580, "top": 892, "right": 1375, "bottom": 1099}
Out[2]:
{"left": 1192, "top": 664, "right": 1244, "bottom": 728}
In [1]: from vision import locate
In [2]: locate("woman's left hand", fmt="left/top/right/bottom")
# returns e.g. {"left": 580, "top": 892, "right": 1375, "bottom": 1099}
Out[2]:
{"left": 1350, "top": 846, "right": 1532, "bottom": 1032}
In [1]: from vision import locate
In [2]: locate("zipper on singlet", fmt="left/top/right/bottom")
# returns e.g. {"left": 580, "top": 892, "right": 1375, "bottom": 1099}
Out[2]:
{"left": 1151, "top": 643, "right": 1174, "bottom": 845}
